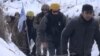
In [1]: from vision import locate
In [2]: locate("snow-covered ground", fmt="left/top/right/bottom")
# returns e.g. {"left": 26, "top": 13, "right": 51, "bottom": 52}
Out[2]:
{"left": 0, "top": 38, "right": 26, "bottom": 56}
{"left": 91, "top": 42, "right": 99, "bottom": 56}
{"left": 0, "top": 37, "right": 99, "bottom": 56}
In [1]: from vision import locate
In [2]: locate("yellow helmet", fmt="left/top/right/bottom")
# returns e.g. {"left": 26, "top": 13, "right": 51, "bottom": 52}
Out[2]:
{"left": 26, "top": 11, "right": 34, "bottom": 17}
{"left": 50, "top": 3, "right": 60, "bottom": 11}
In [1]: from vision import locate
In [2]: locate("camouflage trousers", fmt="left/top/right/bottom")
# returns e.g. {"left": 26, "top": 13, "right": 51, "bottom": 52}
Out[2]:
{"left": 12, "top": 32, "right": 30, "bottom": 55}
{"left": 36, "top": 37, "right": 47, "bottom": 56}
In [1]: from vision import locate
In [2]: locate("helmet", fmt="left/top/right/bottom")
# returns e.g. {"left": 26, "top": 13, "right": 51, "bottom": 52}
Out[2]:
{"left": 26, "top": 11, "right": 34, "bottom": 17}
{"left": 50, "top": 3, "right": 60, "bottom": 11}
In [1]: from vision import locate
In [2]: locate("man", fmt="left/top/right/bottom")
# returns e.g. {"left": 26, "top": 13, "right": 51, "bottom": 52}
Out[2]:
{"left": 61, "top": 4, "right": 100, "bottom": 56}
{"left": 10, "top": 12, "right": 20, "bottom": 45}
{"left": 35, "top": 4, "right": 49, "bottom": 25}
{"left": 25, "top": 11, "right": 37, "bottom": 56}
{"left": 35, "top": 4, "right": 49, "bottom": 56}
{"left": 7, "top": 12, "right": 20, "bottom": 46}
{"left": 7, "top": 12, "right": 30, "bottom": 55}
{"left": 6, "top": 12, "right": 28, "bottom": 54}
{"left": 8, "top": 12, "right": 20, "bottom": 46}
{"left": 37, "top": 3, "right": 66, "bottom": 56}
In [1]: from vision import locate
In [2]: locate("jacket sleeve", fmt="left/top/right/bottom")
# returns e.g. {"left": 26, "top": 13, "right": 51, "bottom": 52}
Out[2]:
{"left": 63, "top": 15, "right": 68, "bottom": 25}
{"left": 33, "top": 17, "right": 39, "bottom": 30}
{"left": 59, "top": 14, "right": 67, "bottom": 33}
{"left": 62, "top": 15, "right": 67, "bottom": 27}
{"left": 34, "top": 14, "right": 40, "bottom": 24}
{"left": 37, "top": 16, "right": 48, "bottom": 42}
{"left": 61, "top": 20, "right": 75, "bottom": 55}
{"left": 94, "top": 21, "right": 100, "bottom": 52}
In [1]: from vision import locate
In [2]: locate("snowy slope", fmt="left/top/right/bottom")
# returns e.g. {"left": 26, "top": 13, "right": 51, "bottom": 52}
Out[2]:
{"left": 3, "top": 0, "right": 42, "bottom": 16}
{"left": 3, "top": 0, "right": 100, "bottom": 17}
{"left": 0, "top": 38, "right": 26, "bottom": 56}
{"left": 64, "top": 0, "right": 100, "bottom": 17}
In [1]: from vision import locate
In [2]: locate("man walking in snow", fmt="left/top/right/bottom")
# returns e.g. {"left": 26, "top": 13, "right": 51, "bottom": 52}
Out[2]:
{"left": 35, "top": 4, "right": 49, "bottom": 56}
{"left": 37, "top": 3, "right": 66, "bottom": 56}
{"left": 61, "top": 4, "right": 100, "bottom": 56}
{"left": 25, "top": 11, "right": 37, "bottom": 56}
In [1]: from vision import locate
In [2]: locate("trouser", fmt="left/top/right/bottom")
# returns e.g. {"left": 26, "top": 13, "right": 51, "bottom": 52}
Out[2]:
{"left": 28, "top": 31, "right": 36, "bottom": 56}
{"left": 36, "top": 37, "right": 47, "bottom": 56}
{"left": 31, "top": 41, "right": 36, "bottom": 56}
{"left": 48, "top": 40, "right": 61, "bottom": 56}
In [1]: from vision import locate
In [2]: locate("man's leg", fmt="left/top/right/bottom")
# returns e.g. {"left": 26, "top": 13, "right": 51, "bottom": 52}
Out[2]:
{"left": 42, "top": 47, "right": 47, "bottom": 56}
{"left": 48, "top": 41, "right": 55, "bottom": 56}
{"left": 36, "top": 37, "right": 42, "bottom": 56}
{"left": 56, "top": 44, "right": 61, "bottom": 55}
{"left": 31, "top": 44, "right": 36, "bottom": 56}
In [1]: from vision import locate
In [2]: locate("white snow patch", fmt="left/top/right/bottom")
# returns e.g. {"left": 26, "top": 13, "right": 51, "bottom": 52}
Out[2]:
{"left": 0, "top": 38, "right": 26, "bottom": 56}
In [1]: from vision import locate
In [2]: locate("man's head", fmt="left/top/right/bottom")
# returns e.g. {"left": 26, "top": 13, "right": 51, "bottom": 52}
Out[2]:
{"left": 50, "top": 3, "right": 60, "bottom": 15}
{"left": 81, "top": 4, "right": 94, "bottom": 21}
{"left": 26, "top": 11, "right": 34, "bottom": 20}
{"left": 41, "top": 4, "right": 49, "bottom": 14}
{"left": 14, "top": 12, "right": 20, "bottom": 19}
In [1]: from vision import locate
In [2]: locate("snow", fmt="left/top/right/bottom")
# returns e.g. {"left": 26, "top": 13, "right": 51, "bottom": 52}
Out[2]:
{"left": 91, "top": 42, "right": 99, "bottom": 56}
{"left": 3, "top": 0, "right": 42, "bottom": 16}
{"left": 64, "top": 1, "right": 100, "bottom": 18}
{"left": 0, "top": 38, "right": 26, "bottom": 56}
{"left": 3, "top": 0, "right": 100, "bottom": 17}
{"left": 0, "top": 37, "right": 99, "bottom": 56}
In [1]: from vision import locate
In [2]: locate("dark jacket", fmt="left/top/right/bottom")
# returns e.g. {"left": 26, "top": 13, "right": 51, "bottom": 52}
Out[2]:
{"left": 26, "top": 17, "right": 36, "bottom": 40}
{"left": 35, "top": 12, "right": 45, "bottom": 24}
{"left": 61, "top": 15, "right": 100, "bottom": 56}
{"left": 37, "top": 11, "right": 66, "bottom": 42}
{"left": 34, "top": 12, "right": 46, "bottom": 30}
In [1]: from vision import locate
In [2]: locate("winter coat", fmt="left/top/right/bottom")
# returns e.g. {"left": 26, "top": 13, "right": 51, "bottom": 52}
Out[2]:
{"left": 8, "top": 16, "right": 19, "bottom": 44}
{"left": 34, "top": 12, "right": 47, "bottom": 31}
{"left": 37, "top": 11, "right": 66, "bottom": 42}
{"left": 35, "top": 12, "right": 45, "bottom": 24}
{"left": 26, "top": 17, "right": 36, "bottom": 40}
{"left": 61, "top": 15, "right": 100, "bottom": 56}
{"left": 35, "top": 12, "right": 49, "bottom": 56}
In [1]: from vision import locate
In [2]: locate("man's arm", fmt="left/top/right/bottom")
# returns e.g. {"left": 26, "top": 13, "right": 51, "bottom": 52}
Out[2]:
{"left": 61, "top": 20, "right": 75, "bottom": 55}
{"left": 37, "top": 16, "right": 48, "bottom": 42}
